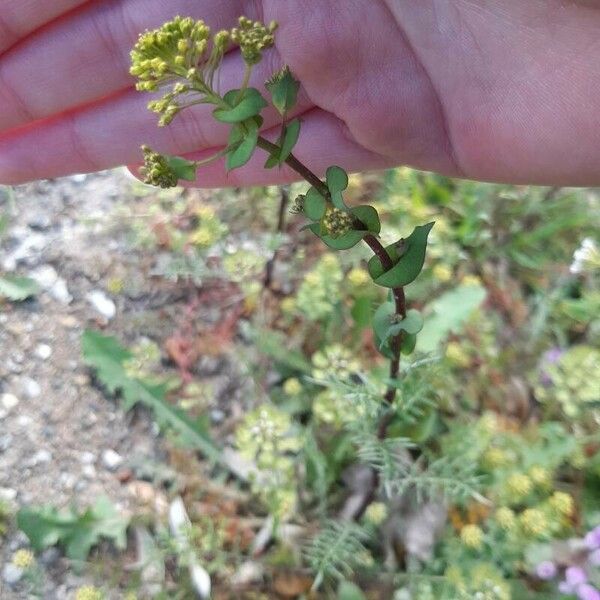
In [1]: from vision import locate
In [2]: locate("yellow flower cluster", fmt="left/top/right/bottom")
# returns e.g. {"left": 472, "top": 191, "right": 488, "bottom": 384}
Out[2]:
{"left": 495, "top": 507, "right": 516, "bottom": 531}
{"left": 322, "top": 207, "right": 354, "bottom": 238}
{"left": 460, "top": 524, "right": 484, "bottom": 549}
{"left": 140, "top": 146, "right": 179, "bottom": 188}
{"left": 130, "top": 16, "right": 211, "bottom": 91}
{"left": 12, "top": 549, "right": 35, "bottom": 569}
{"left": 519, "top": 508, "right": 547, "bottom": 537}
{"left": 347, "top": 267, "right": 370, "bottom": 287}
{"left": 75, "top": 586, "right": 104, "bottom": 600}
{"left": 231, "top": 16, "right": 278, "bottom": 65}
{"left": 505, "top": 473, "right": 532, "bottom": 501}
{"left": 548, "top": 491, "right": 574, "bottom": 517}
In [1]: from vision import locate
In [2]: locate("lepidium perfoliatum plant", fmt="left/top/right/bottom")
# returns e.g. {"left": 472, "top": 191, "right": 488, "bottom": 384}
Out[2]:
{"left": 130, "top": 15, "right": 433, "bottom": 495}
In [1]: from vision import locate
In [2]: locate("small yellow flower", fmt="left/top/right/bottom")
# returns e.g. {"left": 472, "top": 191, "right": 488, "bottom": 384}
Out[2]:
{"left": 529, "top": 466, "right": 551, "bottom": 489}
{"left": 478, "top": 411, "right": 499, "bottom": 434}
{"left": 548, "top": 491, "right": 574, "bottom": 517}
{"left": 12, "top": 549, "right": 34, "bottom": 569}
{"left": 495, "top": 507, "right": 516, "bottom": 531}
{"left": 364, "top": 502, "right": 388, "bottom": 525}
{"left": 75, "top": 586, "right": 104, "bottom": 600}
{"left": 462, "top": 274, "right": 482, "bottom": 287}
{"left": 280, "top": 297, "right": 296, "bottom": 314}
{"left": 283, "top": 378, "right": 302, "bottom": 396}
{"left": 482, "top": 447, "right": 509, "bottom": 468}
{"left": 506, "top": 473, "right": 533, "bottom": 500}
{"left": 347, "top": 267, "right": 370, "bottom": 287}
{"left": 519, "top": 508, "right": 547, "bottom": 537}
{"left": 433, "top": 263, "right": 453, "bottom": 282}
{"left": 460, "top": 524, "right": 484, "bottom": 549}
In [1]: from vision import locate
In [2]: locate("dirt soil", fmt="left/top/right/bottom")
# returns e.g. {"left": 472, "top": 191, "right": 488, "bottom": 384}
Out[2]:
{"left": 0, "top": 171, "right": 180, "bottom": 599}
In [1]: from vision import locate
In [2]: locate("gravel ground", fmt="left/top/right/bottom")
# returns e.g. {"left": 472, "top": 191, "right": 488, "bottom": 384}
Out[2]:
{"left": 0, "top": 171, "right": 166, "bottom": 599}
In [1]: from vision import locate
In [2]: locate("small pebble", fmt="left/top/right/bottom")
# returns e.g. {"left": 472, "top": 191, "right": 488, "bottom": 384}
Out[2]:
{"left": 102, "top": 449, "right": 124, "bottom": 471}
{"left": 21, "top": 377, "right": 41, "bottom": 399}
{"left": 1, "top": 393, "right": 19, "bottom": 411}
{"left": 86, "top": 290, "right": 116, "bottom": 320}
{"left": 34, "top": 344, "right": 52, "bottom": 360}
{"left": 2, "top": 563, "right": 23, "bottom": 585}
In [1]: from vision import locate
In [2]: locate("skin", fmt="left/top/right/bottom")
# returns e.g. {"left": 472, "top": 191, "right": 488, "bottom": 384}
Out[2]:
{"left": 0, "top": 0, "right": 599, "bottom": 187}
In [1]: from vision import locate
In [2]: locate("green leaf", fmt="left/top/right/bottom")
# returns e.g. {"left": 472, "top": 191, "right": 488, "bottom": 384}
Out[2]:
{"left": 338, "top": 581, "right": 367, "bottom": 600}
{"left": 417, "top": 284, "right": 486, "bottom": 352}
{"left": 308, "top": 223, "right": 366, "bottom": 250}
{"left": 17, "top": 497, "right": 129, "bottom": 560}
{"left": 380, "top": 309, "right": 424, "bottom": 347}
{"left": 264, "top": 119, "right": 301, "bottom": 168}
{"left": 226, "top": 119, "right": 259, "bottom": 170}
{"left": 0, "top": 275, "right": 40, "bottom": 301}
{"left": 367, "top": 222, "right": 435, "bottom": 288}
{"left": 164, "top": 155, "right": 197, "bottom": 182}
{"left": 266, "top": 66, "right": 300, "bottom": 116}
{"left": 304, "top": 187, "right": 327, "bottom": 220}
{"left": 278, "top": 119, "right": 301, "bottom": 163}
{"left": 401, "top": 333, "right": 417, "bottom": 355}
{"left": 82, "top": 330, "right": 221, "bottom": 462}
{"left": 351, "top": 205, "right": 380, "bottom": 235}
{"left": 213, "top": 88, "right": 267, "bottom": 123}
{"left": 372, "top": 301, "right": 396, "bottom": 358}
{"left": 326, "top": 166, "right": 349, "bottom": 210}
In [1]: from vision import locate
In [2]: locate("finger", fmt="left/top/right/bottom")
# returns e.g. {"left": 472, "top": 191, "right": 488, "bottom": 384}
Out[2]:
{"left": 0, "top": 0, "right": 90, "bottom": 54}
{"left": 0, "top": 0, "right": 249, "bottom": 133}
{"left": 129, "top": 109, "right": 392, "bottom": 188}
{"left": 0, "top": 49, "right": 309, "bottom": 184}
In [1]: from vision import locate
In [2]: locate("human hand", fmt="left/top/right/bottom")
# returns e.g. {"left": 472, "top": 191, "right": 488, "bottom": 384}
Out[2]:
{"left": 0, "top": 1, "right": 599, "bottom": 187}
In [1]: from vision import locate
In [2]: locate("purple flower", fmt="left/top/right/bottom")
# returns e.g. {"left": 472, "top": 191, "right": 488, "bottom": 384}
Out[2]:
{"left": 539, "top": 347, "right": 564, "bottom": 386}
{"left": 585, "top": 526, "right": 600, "bottom": 550}
{"left": 577, "top": 584, "right": 600, "bottom": 600}
{"left": 566, "top": 567, "right": 588, "bottom": 587}
{"left": 589, "top": 548, "right": 600, "bottom": 566}
{"left": 536, "top": 561, "right": 558, "bottom": 580}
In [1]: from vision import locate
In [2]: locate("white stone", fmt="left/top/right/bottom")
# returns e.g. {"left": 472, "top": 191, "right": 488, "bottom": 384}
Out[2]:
{"left": 80, "top": 451, "right": 96, "bottom": 465}
{"left": 101, "top": 449, "right": 123, "bottom": 471}
{"left": 29, "top": 265, "right": 58, "bottom": 288}
{"left": 82, "top": 465, "right": 96, "bottom": 479}
{"left": 0, "top": 487, "right": 17, "bottom": 501}
{"left": 86, "top": 290, "right": 116, "bottom": 320}
{"left": 21, "top": 377, "right": 41, "bottom": 398}
{"left": 28, "top": 449, "right": 52, "bottom": 466}
{"left": 34, "top": 344, "right": 52, "bottom": 360}
{"left": 1, "top": 393, "right": 19, "bottom": 411}
{"left": 2, "top": 563, "right": 23, "bottom": 585}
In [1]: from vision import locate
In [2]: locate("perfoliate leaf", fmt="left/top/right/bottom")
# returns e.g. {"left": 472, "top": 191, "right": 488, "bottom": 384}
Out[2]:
{"left": 372, "top": 301, "right": 396, "bottom": 359}
{"left": 400, "top": 333, "right": 417, "bottom": 355}
{"left": 278, "top": 118, "right": 301, "bottom": 163}
{"left": 226, "top": 119, "right": 259, "bottom": 170}
{"left": 304, "top": 187, "right": 327, "bottom": 220}
{"left": 213, "top": 88, "right": 267, "bottom": 123}
{"left": 82, "top": 330, "right": 220, "bottom": 462}
{"left": 368, "top": 222, "right": 435, "bottom": 288}
{"left": 351, "top": 205, "right": 380, "bottom": 235}
{"left": 0, "top": 275, "right": 40, "bottom": 301}
{"left": 266, "top": 66, "right": 300, "bottom": 116}
{"left": 308, "top": 223, "right": 366, "bottom": 250}
{"left": 17, "top": 497, "right": 129, "bottom": 560}
{"left": 264, "top": 119, "right": 302, "bottom": 168}
{"left": 163, "top": 155, "right": 197, "bottom": 181}
{"left": 326, "top": 166, "right": 349, "bottom": 210}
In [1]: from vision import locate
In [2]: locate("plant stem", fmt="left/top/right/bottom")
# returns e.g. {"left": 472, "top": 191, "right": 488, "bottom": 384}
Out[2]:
{"left": 256, "top": 137, "right": 330, "bottom": 196}
{"left": 264, "top": 186, "right": 289, "bottom": 290}
{"left": 256, "top": 135, "right": 405, "bottom": 414}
